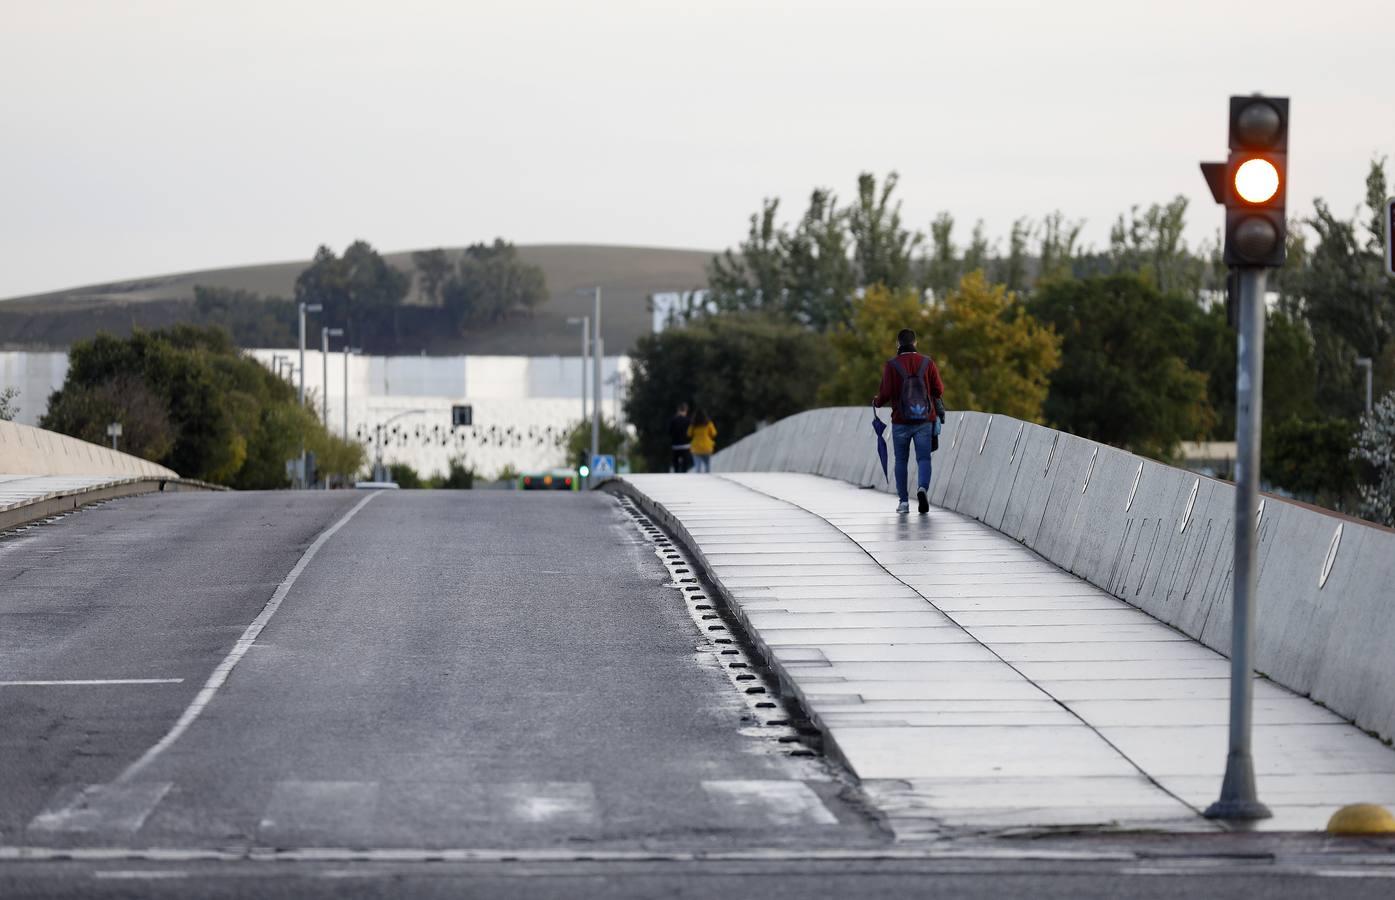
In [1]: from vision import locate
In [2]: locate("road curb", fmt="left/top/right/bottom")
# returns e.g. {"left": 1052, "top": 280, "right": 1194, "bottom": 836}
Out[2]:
{"left": 604, "top": 478, "right": 864, "bottom": 786}
{"left": 0, "top": 477, "right": 226, "bottom": 532}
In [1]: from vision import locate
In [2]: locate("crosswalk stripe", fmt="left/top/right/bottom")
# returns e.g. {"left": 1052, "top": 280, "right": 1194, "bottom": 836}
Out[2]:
{"left": 28, "top": 782, "right": 172, "bottom": 834}
{"left": 702, "top": 780, "right": 838, "bottom": 826}
{"left": 258, "top": 781, "right": 380, "bottom": 837}
{"left": 494, "top": 782, "right": 600, "bottom": 825}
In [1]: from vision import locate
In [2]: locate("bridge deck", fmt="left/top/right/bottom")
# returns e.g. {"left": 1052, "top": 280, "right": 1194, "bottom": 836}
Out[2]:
{"left": 622, "top": 472, "right": 1395, "bottom": 836}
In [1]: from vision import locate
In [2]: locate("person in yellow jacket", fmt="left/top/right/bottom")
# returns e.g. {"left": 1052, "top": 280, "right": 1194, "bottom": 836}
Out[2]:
{"left": 687, "top": 409, "right": 717, "bottom": 473}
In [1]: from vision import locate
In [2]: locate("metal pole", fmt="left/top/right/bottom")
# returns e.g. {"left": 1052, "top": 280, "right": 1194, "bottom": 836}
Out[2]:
{"left": 581, "top": 315, "right": 590, "bottom": 427}
{"left": 1205, "top": 267, "right": 1272, "bottom": 821}
{"left": 298, "top": 304, "right": 307, "bottom": 488}
{"left": 590, "top": 287, "right": 602, "bottom": 486}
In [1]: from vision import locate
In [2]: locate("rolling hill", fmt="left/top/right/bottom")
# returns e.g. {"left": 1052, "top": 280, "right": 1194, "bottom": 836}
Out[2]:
{"left": 0, "top": 244, "right": 712, "bottom": 356}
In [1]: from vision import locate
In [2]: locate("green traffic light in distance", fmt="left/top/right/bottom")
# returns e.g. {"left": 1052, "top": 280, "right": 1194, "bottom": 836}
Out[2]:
{"left": 579, "top": 465, "right": 590, "bottom": 478}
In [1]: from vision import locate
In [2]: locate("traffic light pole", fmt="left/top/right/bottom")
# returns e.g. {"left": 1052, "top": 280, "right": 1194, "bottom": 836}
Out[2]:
{"left": 1205, "top": 266, "right": 1273, "bottom": 821}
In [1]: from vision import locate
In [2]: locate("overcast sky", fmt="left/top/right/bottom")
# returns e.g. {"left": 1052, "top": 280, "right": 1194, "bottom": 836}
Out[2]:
{"left": 1, "top": 0, "right": 1391, "bottom": 298}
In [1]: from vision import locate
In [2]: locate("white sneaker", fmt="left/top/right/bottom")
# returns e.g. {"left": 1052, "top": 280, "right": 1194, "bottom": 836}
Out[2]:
{"left": 896, "top": 501, "right": 910, "bottom": 514}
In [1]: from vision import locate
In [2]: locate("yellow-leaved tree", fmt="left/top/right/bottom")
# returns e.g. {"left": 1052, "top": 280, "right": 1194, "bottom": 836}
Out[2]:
{"left": 820, "top": 272, "right": 1061, "bottom": 423}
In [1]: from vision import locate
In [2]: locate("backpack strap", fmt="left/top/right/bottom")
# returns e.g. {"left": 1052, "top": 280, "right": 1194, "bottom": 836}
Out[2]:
{"left": 891, "top": 356, "right": 912, "bottom": 378}
{"left": 916, "top": 356, "right": 931, "bottom": 378}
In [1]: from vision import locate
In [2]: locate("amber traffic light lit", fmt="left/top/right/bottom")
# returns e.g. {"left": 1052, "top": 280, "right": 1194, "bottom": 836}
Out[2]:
{"left": 1234, "top": 158, "right": 1280, "bottom": 204}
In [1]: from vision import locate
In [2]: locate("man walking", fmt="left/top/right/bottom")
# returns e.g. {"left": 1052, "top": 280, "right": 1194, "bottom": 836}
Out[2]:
{"left": 874, "top": 328, "right": 945, "bottom": 514}
{"left": 669, "top": 402, "right": 693, "bottom": 473}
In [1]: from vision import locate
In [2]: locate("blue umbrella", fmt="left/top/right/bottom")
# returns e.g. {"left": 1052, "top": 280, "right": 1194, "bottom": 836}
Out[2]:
{"left": 871, "top": 405, "right": 888, "bottom": 482}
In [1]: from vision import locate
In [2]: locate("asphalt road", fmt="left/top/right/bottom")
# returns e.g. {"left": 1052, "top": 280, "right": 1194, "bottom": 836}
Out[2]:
{"left": 2, "top": 490, "right": 1392, "bottom": 898}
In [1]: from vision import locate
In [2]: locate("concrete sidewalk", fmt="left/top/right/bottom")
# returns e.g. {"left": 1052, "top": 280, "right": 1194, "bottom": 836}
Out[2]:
{"left": 619, "top": 472, "right": 1395, "bottom": 838}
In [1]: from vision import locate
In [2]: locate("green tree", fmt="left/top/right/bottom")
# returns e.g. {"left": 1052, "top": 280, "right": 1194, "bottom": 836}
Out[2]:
{"left": 1300, "top": 172, "right": 1395, "bottom": 417}
{"left": 999, "top": 217, "right": 1032, "bottom": 292}
{"left": 190, "top": 286, "right": 298, "bottom": 347}
{"left": 41, "top": 374, "right": 174, "bottom": 461}
{"left": 388, "top": 462, "right": 424, "bottom": 489}
{"left": 294, "top": 241, "right": 411, "bottom": 350}
{"left": 1028, "top": 274, "right": 1214, "bottom": 459}
{"left": 561, "top": 418, "right": 630, "bottom": 469}
{"left": 1265, "top": 417, "right": 1358, "bottom": 510}
{"left": 441, "top": 239, "right": 548, "bottom": 329}
{"left": 0, "top": 387, "right": 18, "bottom": 421}
{"left": 42, "top": 325, "right": 362, "bottom": 487}
{"left": 1038, "top": 211, "right": 1084, "bottom": 283}
{"left": 924, "top": 273, "right": 1060, "bottom": 422}
{"left": 1352, "top": 390, "right": 1395, "bottom": 526}
{"left": 923, "top": 212, "right": 959, "bottom": 299}
{"left": 707, "top": 197, "right": 788, "bottom": 316}
{"left": 1107, "top": 197, "right": 1206, "bottom": 297}
{"left": 820, "top": 276, "right": 1060, "bottom": 423}
{"left": 819, "top": 285, "right": 931, "bottom": 408}
{"left": 411, "top": 248, "right": 452, "bottom": 307}
{"left": 625, "top": 314, "right": 831, "bottom": 471}
{"left": 849, "top": 172, "right": 919, "bottom": 289}
{"left": 962, "top": 220, "right": 991, "bottom": 277}
{"left": 784, "top": 189, "right": 857, "bottom": 330}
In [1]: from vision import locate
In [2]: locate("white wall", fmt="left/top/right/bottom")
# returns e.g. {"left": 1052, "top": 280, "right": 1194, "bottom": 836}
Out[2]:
{"left": 0, "top": 351, "right": 68, "bottom": 426}
{"left": 1, "top": 350, "right": 630, "bottom": 479}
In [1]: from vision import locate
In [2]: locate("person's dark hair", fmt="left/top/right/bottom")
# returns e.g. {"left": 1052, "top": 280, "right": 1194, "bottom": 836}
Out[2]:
{"left": 897, "top": 328, "right": 917, "bottom": 350}
{"left": 692, "top": 408, "right": 710, "bottom": 426}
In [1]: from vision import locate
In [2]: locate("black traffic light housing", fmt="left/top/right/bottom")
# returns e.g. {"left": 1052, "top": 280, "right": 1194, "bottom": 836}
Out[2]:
{"left": 1200, "top": 95, "right": 1289, "bottom": 268}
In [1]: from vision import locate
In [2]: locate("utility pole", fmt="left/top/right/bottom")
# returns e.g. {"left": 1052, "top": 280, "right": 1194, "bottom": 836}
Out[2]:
{"left": 590, "top": 287, "right": 602, "bottom": 488}
{"left": 1199, "top": 93, "right": 1288, "bottom": 821}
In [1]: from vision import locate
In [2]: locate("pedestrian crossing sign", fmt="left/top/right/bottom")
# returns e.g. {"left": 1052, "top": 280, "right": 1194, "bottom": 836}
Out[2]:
{"left": 590, "top": 454, "right": 615, "bottom": 477}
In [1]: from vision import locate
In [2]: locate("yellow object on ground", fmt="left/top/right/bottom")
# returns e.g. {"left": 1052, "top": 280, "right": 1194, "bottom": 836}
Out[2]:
{"left": 1326, "top": 804, "right": 1395, "bottom": 835}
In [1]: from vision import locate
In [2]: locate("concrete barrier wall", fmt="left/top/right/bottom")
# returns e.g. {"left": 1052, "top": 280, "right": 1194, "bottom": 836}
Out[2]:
{"left": 0, "top": 420, "right": 177, "bottom": 478}
{"left": 713, "top": 407, "right": 1395, "bottom": 743}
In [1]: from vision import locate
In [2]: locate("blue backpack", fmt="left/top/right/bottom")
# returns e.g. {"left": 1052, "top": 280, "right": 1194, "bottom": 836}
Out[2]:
{"left": 893, "top": 356, "right": 933, "bottom": 423}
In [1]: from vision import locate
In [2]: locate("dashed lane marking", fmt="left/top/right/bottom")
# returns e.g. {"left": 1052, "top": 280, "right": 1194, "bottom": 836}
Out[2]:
{"left": 114, "top": 492, "right": 380, "bottom": 784}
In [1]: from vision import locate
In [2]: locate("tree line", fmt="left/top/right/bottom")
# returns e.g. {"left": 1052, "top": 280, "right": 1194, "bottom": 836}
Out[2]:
{"left": 191, "top": 239, "right": 548, "bottom": 352}
{"left": 625, "top": 166, "right": 1395, "bottom": 523}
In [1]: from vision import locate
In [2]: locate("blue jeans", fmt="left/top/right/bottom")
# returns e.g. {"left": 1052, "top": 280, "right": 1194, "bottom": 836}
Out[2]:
{"left": 892, "top": 422, "right": 935, "bottom": 503}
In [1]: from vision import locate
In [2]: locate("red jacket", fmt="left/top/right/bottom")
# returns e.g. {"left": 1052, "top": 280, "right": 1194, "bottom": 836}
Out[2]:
{"left": 874, "top": 351, "right": 945, "bottom": 425}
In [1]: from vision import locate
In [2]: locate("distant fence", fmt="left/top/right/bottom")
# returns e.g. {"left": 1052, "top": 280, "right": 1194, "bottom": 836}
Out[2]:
{"left": 715, "top": 407, "right": 1395, "bottom": 743}
{"left": 0, "top": 419, "right": 176, "bottom": 478}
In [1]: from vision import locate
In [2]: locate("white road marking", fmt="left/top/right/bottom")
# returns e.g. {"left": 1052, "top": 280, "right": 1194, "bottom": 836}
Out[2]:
{"left": 94, "top": 871, "right": 188, "bottom": 880}
{"left": 702, "top": 780, "right": 838, "bottom": 826}
{"left": 115, "top": 493, "right": 379, "bottom": 784}
{"left": 259, "top": 781, "right": 380, "bottom": 836}
{"left": 496, "top": 782, "right": 600, "bottom": 825}
{"left": 0, "top": 679, "right": 183, "bottom": 687}
{"left": 28, "top": 782, "right": 172, "bottom": 834}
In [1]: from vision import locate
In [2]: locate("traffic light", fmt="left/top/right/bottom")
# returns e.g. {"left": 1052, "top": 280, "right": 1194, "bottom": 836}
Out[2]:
{"left": 1201, "top": 95, "right": 1288, "bottom": 268}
